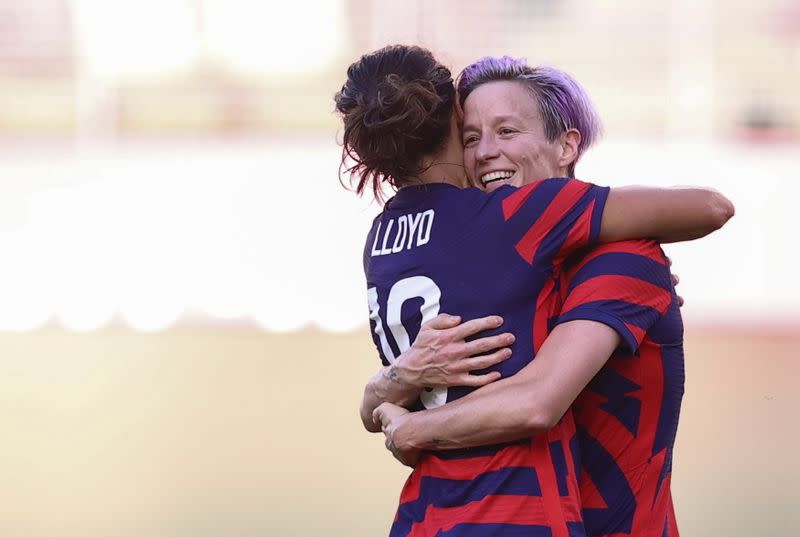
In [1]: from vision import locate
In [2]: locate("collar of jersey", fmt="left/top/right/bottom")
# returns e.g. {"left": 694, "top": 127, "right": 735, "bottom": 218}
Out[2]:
{"left": 387, "top": 182, "right": 461, "bottom": 210}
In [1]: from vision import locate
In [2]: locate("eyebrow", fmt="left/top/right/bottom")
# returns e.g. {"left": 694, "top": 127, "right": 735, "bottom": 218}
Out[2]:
{"left": 462, "top": 114, "right": 521, "bottom": 132}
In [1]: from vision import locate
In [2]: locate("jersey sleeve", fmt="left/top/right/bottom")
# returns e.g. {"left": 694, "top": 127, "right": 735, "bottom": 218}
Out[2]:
{"left": 556, "top": 240, "right": 674, "bottom": 353}
{"left": 492, "top": 178, "right": 609, "bottom": 266}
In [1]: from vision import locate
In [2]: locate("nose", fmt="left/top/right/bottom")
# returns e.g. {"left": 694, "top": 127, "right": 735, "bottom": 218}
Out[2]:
{"left": 475, "top": 135, "right": 499, "bottom": 162}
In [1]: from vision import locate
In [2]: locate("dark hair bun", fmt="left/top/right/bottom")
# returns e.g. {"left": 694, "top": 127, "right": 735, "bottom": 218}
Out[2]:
{"left": 365, "top": 74, "right": 442, "bottom": 133}
{"left": 335, "top": 46, "right": 455, "bottom": 200}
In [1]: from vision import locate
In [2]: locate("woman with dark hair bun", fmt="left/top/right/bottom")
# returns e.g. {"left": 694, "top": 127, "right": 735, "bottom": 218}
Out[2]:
{"left": 337, "top": 45, "right": 732, "bottom": 537}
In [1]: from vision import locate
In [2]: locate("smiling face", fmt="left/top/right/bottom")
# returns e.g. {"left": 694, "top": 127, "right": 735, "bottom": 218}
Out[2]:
{"left": 461, "top": 80, "right": 567, "bottom": 192}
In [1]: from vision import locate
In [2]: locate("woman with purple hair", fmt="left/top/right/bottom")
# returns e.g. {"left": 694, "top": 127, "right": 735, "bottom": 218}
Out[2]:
{"left": 338, "top": 46, "right": 731, "bottom": 537}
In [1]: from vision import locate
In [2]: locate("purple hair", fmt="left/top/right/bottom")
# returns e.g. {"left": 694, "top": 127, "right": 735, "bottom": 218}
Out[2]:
{"left": 457, "top": 56, "right": 602, "bottom": 177}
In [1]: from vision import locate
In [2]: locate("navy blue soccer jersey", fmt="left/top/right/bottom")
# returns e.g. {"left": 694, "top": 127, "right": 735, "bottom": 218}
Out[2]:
{"left": 364, "top": 178, "right": 609, "bottom": 537}
{"left": 556, "top": 240, "right": 684, "bottom": 537}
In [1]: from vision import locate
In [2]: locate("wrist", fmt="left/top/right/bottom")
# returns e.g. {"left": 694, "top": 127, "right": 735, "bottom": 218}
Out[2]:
{"left": 379, "top": 365, "right": 420, "bottom": 406}
{"left": 392, "top": 414, "right": 418, "bottom": 451}
{"left": 391, "top": 352, "right": 421, "bottom": 387}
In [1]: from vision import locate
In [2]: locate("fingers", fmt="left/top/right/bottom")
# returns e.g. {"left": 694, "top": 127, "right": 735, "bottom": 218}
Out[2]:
{"left": 462, "top": 347, "right": 512, "bottom": 371}
{"left": 671, "top": 272, "right": 680, "bottom": 286}
{"left": 449, "top": 315, "right": 504, "bottom": 340}
{"left": 421, "top": 313, "right": 462, "bottom": 331}
{"left": 372, "top": 404, "right": 386, "bottom": 427}
{"left": 457, "top": 370, "right": 502, "bottom": 387}
{"left": 676, "top": 294, "right": 685, "bottom": 307}
{"left": 461, "top": 332, "right": 515, "bottom": 356}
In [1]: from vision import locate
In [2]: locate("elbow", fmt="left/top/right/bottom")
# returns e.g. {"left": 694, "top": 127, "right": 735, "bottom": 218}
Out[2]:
{"left": 361, "top": 412, "right": 381, "bottom": 433}
{"left": 520, "top": 398, "right": 562, "bottom": 435}
{"left": 360, "top": 403, "right": 381, "bottom": 433}
{"left": 708, "top": 190, "right": 735, "bottom": 230}
{"left": 524, "top": 412, "right": 561, "bottom": 435}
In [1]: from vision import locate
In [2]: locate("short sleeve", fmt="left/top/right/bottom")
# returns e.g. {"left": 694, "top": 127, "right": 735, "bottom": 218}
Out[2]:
{"left": 556, "top": 240, "right": 673, "bottom": 353}
{"left": 491, "top": 178, "right": 609, "bottom": 266}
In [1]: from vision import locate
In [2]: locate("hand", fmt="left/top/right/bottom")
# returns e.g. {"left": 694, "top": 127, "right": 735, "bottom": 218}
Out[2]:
{"left": 393, "top": 313, "right": 514, "bottom": 389}
{"left": 665, "top": 256, "right": 684, "bottom": 307}
{"left": 373, "top": 402, "right": 419, "bottom": 467}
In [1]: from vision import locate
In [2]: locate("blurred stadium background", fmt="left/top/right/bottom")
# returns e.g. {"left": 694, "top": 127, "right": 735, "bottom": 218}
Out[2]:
{"left": 0, "top": 0, "right": 797, "bottom": 535}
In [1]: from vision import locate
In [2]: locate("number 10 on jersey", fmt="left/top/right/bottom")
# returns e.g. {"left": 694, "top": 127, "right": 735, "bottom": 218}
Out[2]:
{"left": 367, "top": 276, "right": 447, "bottom": 409}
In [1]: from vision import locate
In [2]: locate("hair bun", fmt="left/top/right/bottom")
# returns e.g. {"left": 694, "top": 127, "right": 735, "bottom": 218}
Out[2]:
{"left": 335, "top": 45, "right": 455, "bottom": 200}
{"left": 363, "top": 75, "right": 441, "bottom": 134}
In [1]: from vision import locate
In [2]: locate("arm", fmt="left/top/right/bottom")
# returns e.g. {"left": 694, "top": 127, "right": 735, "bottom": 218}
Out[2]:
{"left": 377, "top": 320, "right": 620, "bottom": 450}
{"left": 600, "top": 186, "right": 734, "bottom": 244}
{"left": 360, "top": 365, "right": 420, "bottom": 433}
{"left": 359, "top": 314, "right": 515, "bottom": 432}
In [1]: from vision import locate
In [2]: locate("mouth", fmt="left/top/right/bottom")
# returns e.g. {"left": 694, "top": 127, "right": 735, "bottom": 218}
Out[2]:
{"left": 480, "top": 170, "right": 515, "bottom": 188}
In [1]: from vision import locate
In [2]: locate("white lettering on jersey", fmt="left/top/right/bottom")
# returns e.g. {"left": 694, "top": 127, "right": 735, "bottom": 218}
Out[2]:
{"left": 367, "top": 275, "right": 447, "bottom": 409}
{"left": 370, "top": 221, "right": 382, "bottom": 257}
{"left": 379, "top": 219, "right": 394, "bottom": 255}
{"left": 391, "top": 216, "right": 408, "bottom": 253}
{"left": 417, "top": 209, "right": 434, "bottom": 246}
{"left": 371, "top": 210, "right": 436, "bottom": 257}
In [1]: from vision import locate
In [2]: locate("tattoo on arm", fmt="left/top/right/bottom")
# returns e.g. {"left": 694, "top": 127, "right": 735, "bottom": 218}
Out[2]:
{"left": 385, "top": 365, "right": 401, "bottom": 384}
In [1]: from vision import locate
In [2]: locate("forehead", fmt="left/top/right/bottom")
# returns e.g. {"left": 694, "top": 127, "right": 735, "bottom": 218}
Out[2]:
{"left": 462, "top": 80, "right": 540, "bottom": 127}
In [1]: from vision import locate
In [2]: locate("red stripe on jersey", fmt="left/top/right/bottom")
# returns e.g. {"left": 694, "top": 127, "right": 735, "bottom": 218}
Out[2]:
{"left": 558, "top": 416, "right": 582, "bottom": 505}
{"left": 398, "top": 466, "right": 423, "bottom": 505}
{"left": 407, "top": 495, "right": 550, "bottom": 537}
{"left": 554, "top": 201, "right": 595, "bottom": 266}
{"left": 624, "top": 322, "right": 646, "bottom": 344}
{"left": 629, "top": 341, "right": 665, "bottom": 463}
{"left": 530, "top": 434, "right": 570, "bottom": 537}
{"left": 578, "top": 388, "right": 635, "bottom": 460}
{"left": 563, "top": 275, "right": 671, "bottom": 314}
{"left": 501, "top": 181, "right": 542, "bottom": 221}
{"left": 417, "top": 443, "right": 533, "bottom": 481}
{"left": 571, "top": 240, "right": 666, "bottom": 271}
{"left": 579, "top": 471, "right": 608, "bottom": 510}
{"left": 515, "top": 180, "right": 591, "bottom": 263}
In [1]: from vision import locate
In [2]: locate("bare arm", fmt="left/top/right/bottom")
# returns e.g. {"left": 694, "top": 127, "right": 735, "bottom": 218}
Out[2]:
{"left": 599, "top": 186, "right": 734, "bottom": 244}
{"left": 359, "top": 314, "right": 515, "bottom": 432}
{"left": 360, "top": 365, "right": 421, "bottom": 433}
{"left": 376, "top": 320, "right": 619, "bottom": 451}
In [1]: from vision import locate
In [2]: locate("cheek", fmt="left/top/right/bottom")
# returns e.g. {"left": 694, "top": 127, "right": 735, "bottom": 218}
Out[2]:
{"left": 507, "top": 141, "right": 532, "bottom": 166}
{"left": 463, "top": 149, "right": 477, "bottom": 179}
{"left": 514, "top": 149, "right": 533, "bottom": 169}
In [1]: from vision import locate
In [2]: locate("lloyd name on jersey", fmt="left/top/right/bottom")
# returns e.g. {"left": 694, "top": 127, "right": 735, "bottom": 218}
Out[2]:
{"left": 370, "top": 209, "right": 435, "bottom": 257}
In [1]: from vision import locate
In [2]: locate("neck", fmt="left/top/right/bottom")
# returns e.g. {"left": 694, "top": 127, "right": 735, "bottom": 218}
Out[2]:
{"left": 416, "top": 160, "right": 468, "bottom": 188}
{"left": 415, "top": 123, "right": 468, "bottom": 188}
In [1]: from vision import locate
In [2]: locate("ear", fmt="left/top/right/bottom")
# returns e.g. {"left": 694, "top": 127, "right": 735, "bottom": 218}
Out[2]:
{"left": 454, "top": 91, "right": 465, "bottom": 125}
{"left": 559, "top": 129, "right": 581, "bottom": 170}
